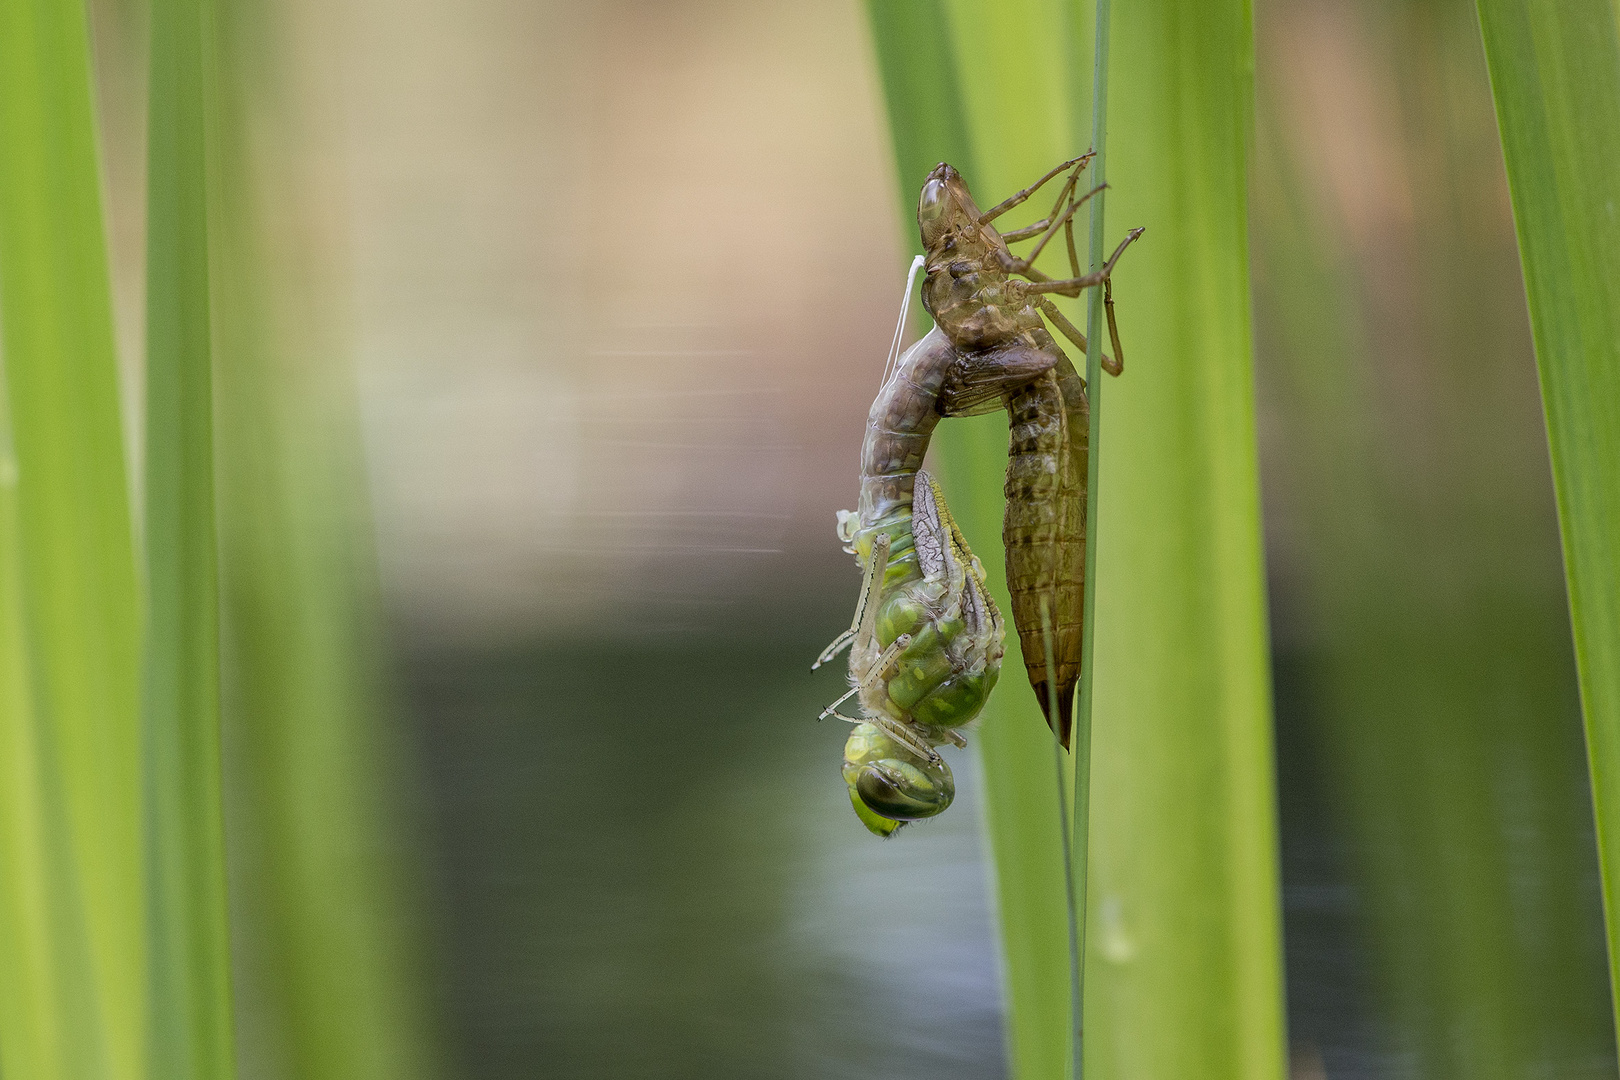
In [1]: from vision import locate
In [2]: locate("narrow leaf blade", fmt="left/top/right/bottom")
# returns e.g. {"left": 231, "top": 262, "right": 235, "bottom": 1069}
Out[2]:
{"left": 0, "top": 0, "right": 145, "bottom": 1074}
{"left": 143, "top": 0, "right": 236, "bottom": 1070}
{"left": 1477, "top": 0, "right": 1620, "bottom": 1040}
{"left": 1082, "top": 2, "right": 1288, "bottom": 1076}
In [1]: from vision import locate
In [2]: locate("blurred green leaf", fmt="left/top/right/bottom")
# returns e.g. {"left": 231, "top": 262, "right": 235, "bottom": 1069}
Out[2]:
{"left": 0, "top": 395, "right": 75, "bottom": 1080}
{"left": 142, "top": 0, "right": 235, "bottom": 1070}
{"left": 209, "top": 1, "right": 441, "bottom": 1075}
{"left": 1477, "top": 0, "right": 1620, "bottom": 1042}
{"left": 1251, "top": 1, "right": 1613, "bottom": 1073}
{"left": 0, "top": 0, "right": 145, "bottom": 1075}
{"left": 941, "top": 5, "right": 1091, "bottom": 1076}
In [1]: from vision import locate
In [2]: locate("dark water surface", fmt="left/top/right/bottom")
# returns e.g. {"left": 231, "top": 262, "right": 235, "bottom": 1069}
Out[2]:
{"left": 401, "top": 627, "right": 1614, "bottom": 1080}
{"left": 404, "top": 632, "right": 1006, "bottom": 1080}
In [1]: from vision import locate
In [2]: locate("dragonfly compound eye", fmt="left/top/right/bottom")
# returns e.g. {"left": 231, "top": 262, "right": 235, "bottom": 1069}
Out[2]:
{"left": 918, "top": 178, "right": 948, "bottom": 227}
{"left": 854, "top": 759, "right": 954, "bottom": 822}
{"left": 842, "top": 722, "right": 956, "bottom": 826}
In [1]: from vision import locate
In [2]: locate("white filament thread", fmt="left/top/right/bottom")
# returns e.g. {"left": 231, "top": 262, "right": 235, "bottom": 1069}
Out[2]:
{"left": 880, "top": 254, "right": 927, "bottom": 392}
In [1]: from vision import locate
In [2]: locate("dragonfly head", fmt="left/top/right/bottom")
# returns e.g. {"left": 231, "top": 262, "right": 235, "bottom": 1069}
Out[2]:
{"left": 918, "top": 162, "right": 982, "bottom": 251}
{"left": 842, "top": 723, "right": 955, "bottom": 835}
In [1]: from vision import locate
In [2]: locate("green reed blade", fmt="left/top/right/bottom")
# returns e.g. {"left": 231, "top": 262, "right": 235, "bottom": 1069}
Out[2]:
{"left": 0, "top": 394, "right": 75, "bottom": 1080}
{"left": 1476, "top": 0, "right": 1620, "bottom": 1040}
{"left": 142, "top": 0, "right": 236, "bottom": 1071}
{"left": 0, "top": 0, "right": 145, "bottom": 1074}
{"left": 942, "top": 4, "right": 1091, "bottom": 1075}
{"left": 1085, "top": 3, "right": 1285, "bottom": 1075}
{"left": 941, "top": 1, "right": 1092, "bottom": 1074}
{"left": 865, "top": 4, "right": 1076, "bottom": 1076}
{"left": 1072, "top": 0, "right": 1108, "bottom": 1072}
{"left": 209, "top": 1, "right": 442, "bottom": 1074}
{"left": 1251, "top": 2, "right": 1614, "bottom": 1068}
{"left": 1013, "top": 0, "right": 1287, "bottom": 1071}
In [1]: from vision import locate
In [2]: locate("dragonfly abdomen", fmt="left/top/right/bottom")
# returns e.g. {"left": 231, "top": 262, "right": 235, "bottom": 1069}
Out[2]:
{"left": 856, "top": 327, "right": 956, "bottom": 529}
{"left": 1003, "top": 368, "right": 1086, "bottom": 746}
{"left": 853, "top": 475, "right": 1001, "bottom": 732}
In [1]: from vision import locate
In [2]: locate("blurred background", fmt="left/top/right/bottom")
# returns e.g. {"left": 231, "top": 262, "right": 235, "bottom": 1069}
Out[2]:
{"left": 83, "top": 0, "right": 1616, "bottom": 1076}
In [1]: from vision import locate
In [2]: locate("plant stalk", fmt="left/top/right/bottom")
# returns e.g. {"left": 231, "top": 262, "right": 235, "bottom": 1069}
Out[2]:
{"left": 1072, "top": 0, "right": 1111, "bottom": 1074}
{"left": 1044, "top": 595, "right": 1082, "bottom": 1080}
{"left": 143, "top": 0, "right": 237, "bottom": 1070}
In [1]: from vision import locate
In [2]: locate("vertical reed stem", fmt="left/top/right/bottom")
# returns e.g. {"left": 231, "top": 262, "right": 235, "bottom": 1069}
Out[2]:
{"left": 1073, "top": 1, "right": 1112, "bottom": 1075}
{"left": 1043, "top": 596, "right": 1082, "bottom": 1080}
{"left": 144, "top": 0, "right": 237, "bottom": 1071}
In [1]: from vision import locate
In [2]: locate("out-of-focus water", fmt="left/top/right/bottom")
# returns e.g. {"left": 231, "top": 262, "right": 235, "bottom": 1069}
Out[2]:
{"left": 403, "top": 631, "right": 1005, "bottom": 1080}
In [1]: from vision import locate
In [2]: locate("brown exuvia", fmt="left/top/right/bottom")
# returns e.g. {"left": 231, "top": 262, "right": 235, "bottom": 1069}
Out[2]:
{"left": 915, "top": 157, "right": 1142, "bottom": 747}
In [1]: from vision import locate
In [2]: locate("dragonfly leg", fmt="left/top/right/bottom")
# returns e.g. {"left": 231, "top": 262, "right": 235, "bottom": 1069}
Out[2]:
{"left": 979, "top": 153, "right": 1093, "bottom": 224}
{"left": 1004, "top": 182, "right": 1105, "bottom": 271}
{"left": 813, "top": 630, "right": 855, "bottom": 671}
{"left": 826, "top": 704, "right": 944, "bottom": 766}
{"left": 818, "top": 633, "right": 912, "bottom": 720}
{"left": 818, "top": 684, "right": 861, "bottom": 721}
{"left": 871, "top": 716, "right": 944, "bottom": 766}
{"left": 850, "top": 532, "right": 892, "bottom": 653}
{"left": 822, "top": 710, "right": 943, "bottom": 768}
{"left": 813, "top": 532, "right": 892, "bottom": 670}
{"left": 1037, "top": 298, "right": 1120, "bottom": 378}
{"left": 1021, "top": 228, "right": 1145, "bottom": 299}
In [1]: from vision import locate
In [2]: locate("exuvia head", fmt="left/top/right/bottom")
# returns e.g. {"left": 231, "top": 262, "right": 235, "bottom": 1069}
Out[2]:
{"left": 917, "top": 162, "right": 980, "bottom": 251}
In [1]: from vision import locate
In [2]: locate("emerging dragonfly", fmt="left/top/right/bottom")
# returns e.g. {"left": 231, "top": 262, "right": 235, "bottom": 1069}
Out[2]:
{"left": 817, "top": 154, "right": 1142, "bottom": 835}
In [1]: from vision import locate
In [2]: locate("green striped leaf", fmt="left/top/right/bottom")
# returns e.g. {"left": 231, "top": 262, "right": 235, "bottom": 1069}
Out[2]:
{"left": 1086, "top": 2, "right": 1284, "bottom": 1075}
{"left": 0, "top": 0, "right": 145, "bottom": 1074}
{"left": 209, "top": 1, "right": 442, "bottom": 1073}
{"left": 1476, "top": 0, "right": 1620, "bottom": 1042}
{"left": 142, "top": 0, "right": 236, "bottom": 1070}
{"left": 865, "top": 4, "right": 1075, "bottom": 1075}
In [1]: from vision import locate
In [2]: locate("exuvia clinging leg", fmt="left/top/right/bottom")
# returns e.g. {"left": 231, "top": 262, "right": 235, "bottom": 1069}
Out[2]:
{"left": 1005, "top": 183, "right": 1106, "bottom": 272}
{"left": 1037, "top": 297, "right": 1121, "bottom": 378}
{"left": 993, "top": 162, "right": 1087, "bottom": 243}
{"left": 1104, "top": 278, "right": 1127, "bottom": 375}
{"left": 978, "top": 153, "right": 1093, "bottom": 224}
{"left": 1019, "top": 228, "right": 1145, "bottom": 298}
